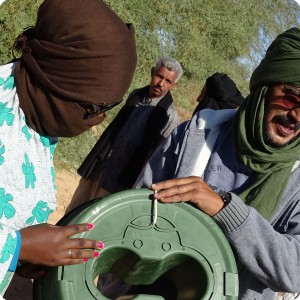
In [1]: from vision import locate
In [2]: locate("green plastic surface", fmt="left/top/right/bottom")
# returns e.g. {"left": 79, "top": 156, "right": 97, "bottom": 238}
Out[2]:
{"left": 33, "top": 189, "right": 238, "bottom": 299}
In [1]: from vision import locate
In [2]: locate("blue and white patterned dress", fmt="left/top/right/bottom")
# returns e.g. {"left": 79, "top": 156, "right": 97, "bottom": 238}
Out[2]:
{"left": 0, "top": 63, "right": 57, "bottom": 295}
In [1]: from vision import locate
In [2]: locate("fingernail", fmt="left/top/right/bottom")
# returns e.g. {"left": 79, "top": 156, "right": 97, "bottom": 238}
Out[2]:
{"left": 83, "top": 258, "right": 88, "bottom": 262}
{"left": 98, "top": 241, "right": 104, "bottom": 249}
{"left": 88, "top": 223, "right": 94, "bottom": 229}
{"left": 94, "top": 251, "right": 100, "bottom": 258}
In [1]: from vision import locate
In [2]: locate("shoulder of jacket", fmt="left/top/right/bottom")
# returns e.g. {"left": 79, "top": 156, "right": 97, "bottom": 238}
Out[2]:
{"left": 292, "top": 160, "right": 300, "bottom": 172}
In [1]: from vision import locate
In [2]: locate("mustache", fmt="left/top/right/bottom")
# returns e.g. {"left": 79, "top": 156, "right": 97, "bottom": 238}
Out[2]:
{"left": 273, "top": 115, "right": 300, "bottom": 130}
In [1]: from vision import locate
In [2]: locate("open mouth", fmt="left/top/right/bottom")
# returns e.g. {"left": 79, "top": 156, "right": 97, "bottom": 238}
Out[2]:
{"left": 273, "top": 115, "right": 299, "bottom": 137}
{"left": 277, "top": 124, "right": 295, "bottom": 137}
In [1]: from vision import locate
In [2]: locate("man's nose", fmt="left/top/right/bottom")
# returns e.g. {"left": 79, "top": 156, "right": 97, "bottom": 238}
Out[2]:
{"left": 289, "top": 107, "right": 300, "bottom": 124}
{"left": 157, "top": 79, "right": 164, "bottom": 86}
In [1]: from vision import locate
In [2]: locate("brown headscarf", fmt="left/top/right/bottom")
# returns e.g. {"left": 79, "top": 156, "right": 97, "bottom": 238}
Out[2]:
{"left": 13, "top": 0, "right": 137, "bottom": 137}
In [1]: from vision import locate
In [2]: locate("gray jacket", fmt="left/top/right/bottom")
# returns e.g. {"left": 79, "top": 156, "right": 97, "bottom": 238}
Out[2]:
{"left": 135, "top": 109, "right": 300, "bottom": 300}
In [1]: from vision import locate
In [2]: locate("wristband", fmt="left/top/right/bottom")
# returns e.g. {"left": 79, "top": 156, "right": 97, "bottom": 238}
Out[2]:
{"left": 221, "top": 192, "right": 232, "bottom": 208}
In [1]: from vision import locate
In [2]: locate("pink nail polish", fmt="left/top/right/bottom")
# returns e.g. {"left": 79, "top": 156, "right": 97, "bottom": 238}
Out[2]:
{"left": 83, "top": 258, "right": 88, "bottom": 262}
{"left": 98, "top": 242, "right": 104, "bottom": 249}
{"left": 88, "top": 223, "right": 94, "bottom": 229}
{"left": 94, "top": 251, "right": 100, "bottom": 258}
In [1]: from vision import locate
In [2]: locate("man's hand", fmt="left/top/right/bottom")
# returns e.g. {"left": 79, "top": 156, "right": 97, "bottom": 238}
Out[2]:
{"left": 151, "top": 176, "right": 224, "bottom": 216}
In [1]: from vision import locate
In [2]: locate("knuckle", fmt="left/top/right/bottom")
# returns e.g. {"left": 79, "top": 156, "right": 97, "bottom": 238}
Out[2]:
{"left": 90, "top": 241, "right": 96, "bottom": 249}
{"left": 74, "top": 250, "right": 81, "bottom": 258}
{"left": 55, "top": 230, "right": 64, "bottom": 239}
{"left": 49, "top": 257, "right": 60, "bottom": 267}
{"left": 78, "top": 239, "right": 85, "bottom": 247}
{"left": 174, "top": 178, "right": 182, "bottom": 184}
{"left": 72, "top": 224, "right": 81, "bottom": 232}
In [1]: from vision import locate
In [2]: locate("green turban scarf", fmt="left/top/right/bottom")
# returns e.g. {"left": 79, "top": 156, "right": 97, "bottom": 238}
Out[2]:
{"left": 234, "top": 27, "right": 300, "bottom": 220}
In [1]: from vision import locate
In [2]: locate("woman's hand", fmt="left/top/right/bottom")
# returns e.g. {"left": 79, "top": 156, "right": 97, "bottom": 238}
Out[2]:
{"left": 151, "top": 176, "right": 224, "bottom": 216}
{"left": 19, "top": 223, "right": 104, "bottom": 266}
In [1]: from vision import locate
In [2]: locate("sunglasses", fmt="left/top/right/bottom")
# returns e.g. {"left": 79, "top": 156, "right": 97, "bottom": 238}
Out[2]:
{"left": 280, "top": 84, "right": 300, "bottom": 110}
{"left": 82, "top": 101, "right": 121, "bottom": 120}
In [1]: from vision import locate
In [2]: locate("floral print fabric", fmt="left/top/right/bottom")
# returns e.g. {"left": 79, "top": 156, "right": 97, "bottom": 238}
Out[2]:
{"left": 0, "top": 63, "right": 57, "bottom": 295}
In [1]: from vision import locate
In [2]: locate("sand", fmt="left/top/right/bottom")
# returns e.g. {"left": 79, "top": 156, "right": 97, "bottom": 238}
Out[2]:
{"left": 48, "top": 169, "right": 80, "bottom": 224}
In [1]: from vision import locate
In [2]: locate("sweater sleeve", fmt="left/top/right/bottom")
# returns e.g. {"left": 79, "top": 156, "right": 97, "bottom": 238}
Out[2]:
{"left": 213, "top": 193, "right": 300, "bottom": 293}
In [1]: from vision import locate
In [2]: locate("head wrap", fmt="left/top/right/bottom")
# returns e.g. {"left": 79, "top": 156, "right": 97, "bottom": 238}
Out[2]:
{"left": 13, "top": 0, "right": 137, "bottom": 137}
{"left": 192, "top": 73, "right": 244, "bottom": 115}
{"left": 250, "top": 27, "right": 300, "bottom": 90}
{"left": 234, "top": 27, "right": 300, "bottom": 220}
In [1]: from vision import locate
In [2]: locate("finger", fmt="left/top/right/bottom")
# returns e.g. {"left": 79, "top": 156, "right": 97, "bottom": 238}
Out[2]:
{"left": 153, "top": 180, "right": 201, "bottom": 200}
{"left": 152, "top": 176, "right": 202, "bottom": 191}
{"left": 157, "top": 189, "right": 198, "bottom": 204}
{"left": 61, "top": 223, "right": 94, "bottom": 237}
{"left": 65, "top": 248, "right": 100, "bottom": 260}
{"left": 61, "top": 257, "right": 93, "bottom": 266}
{"left": 44, "top": 247, "right": 102, "bottom": 267}
{"left": 67, "top": 238, "right": 105, "bottom": 251}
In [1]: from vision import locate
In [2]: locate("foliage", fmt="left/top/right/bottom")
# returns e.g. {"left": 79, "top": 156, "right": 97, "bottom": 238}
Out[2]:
{"left": 105, "top": 0, "right": 299, "bottom": 87}
{"left": 0, "top": 0, "right": 299, "bottom": 170}
{"left": 0, "top": 0, "right": 42, "bottom": 63}
{"left": 54, "top": 116, "right": 112, "bottom": 171}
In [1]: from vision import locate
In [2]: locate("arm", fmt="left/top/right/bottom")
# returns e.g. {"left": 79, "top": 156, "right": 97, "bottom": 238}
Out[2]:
{"left": 151, "top": 176, "right": 300, "bottom": 293}
{"left": 214, "top": 194, "right": 300, "bottom": 292}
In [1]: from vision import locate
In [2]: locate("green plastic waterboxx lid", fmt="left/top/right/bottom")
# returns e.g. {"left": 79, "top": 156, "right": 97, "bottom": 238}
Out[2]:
{"left": 33, "top": 188, "right": 238, "bottom": 299}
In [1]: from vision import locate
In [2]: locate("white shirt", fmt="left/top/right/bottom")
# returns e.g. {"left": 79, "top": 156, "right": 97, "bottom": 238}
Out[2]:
{"left": 0, "top": 63, "right": 57, "bottom": 295}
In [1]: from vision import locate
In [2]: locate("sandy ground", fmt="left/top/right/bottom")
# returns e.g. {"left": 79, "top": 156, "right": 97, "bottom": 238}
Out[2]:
{"left": 48, "top": 169, "right": 80, "bottom": 224}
